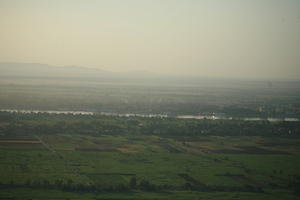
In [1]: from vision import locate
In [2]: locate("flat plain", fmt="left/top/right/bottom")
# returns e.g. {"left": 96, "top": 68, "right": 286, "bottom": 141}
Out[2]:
{"left": 0, "top": 112, "right": 299, "bottom": 200}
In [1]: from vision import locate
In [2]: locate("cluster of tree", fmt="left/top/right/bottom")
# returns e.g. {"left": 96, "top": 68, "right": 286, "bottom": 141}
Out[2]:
{"left": 0, "top": 112, "right": 299, "bottom": 137}
{"left": 0, "top": 177, "right": 265, "bottom": 193}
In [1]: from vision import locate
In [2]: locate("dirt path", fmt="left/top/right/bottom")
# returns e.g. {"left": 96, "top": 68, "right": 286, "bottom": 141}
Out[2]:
{"left": 34, "top": 135, "right": 56, "bottom": 153}
{"left": 34, "top": 135, "right": 92, "bottom": 186}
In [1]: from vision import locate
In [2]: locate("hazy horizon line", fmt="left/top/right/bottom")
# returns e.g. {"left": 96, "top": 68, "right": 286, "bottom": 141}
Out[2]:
{"left": 1, "top": 61, "right": 299, "bottom": 82}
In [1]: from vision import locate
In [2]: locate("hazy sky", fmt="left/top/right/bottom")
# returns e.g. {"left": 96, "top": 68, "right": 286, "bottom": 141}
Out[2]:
{"left": 0, "top": 0, "right": 299, "bottom": 79}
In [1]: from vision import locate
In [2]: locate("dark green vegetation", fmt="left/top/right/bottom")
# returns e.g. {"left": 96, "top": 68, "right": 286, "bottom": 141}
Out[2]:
{"left": 0, "top": 112, "right": 300, "bottom": 199}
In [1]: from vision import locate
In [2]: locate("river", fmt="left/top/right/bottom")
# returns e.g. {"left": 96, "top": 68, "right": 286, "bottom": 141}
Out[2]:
{"left": 0, "top": 109, "right": 299, "bottom": 122}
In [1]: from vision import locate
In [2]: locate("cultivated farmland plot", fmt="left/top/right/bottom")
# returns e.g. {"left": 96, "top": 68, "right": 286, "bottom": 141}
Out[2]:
{"left": 0, "top": 112, "right": 299, "bottom": 199}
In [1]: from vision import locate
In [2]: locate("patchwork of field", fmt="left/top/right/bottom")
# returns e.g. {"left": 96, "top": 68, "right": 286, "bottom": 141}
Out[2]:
{"left": 0, "top": 133, "right": 300, "bottom": 199}
{"left": 0, "top": 136, "right": 44, "bottom": 149}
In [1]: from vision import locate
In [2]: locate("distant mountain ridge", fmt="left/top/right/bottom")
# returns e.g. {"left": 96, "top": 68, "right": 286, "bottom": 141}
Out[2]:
{"left": 1, "top": 62, "right": 296, "bottom": 86}
{"left": 0, "top": 62, "right": 109, "bottom": 78}
{"left": 0, "top": 62, "right": 171, "bottom": 84}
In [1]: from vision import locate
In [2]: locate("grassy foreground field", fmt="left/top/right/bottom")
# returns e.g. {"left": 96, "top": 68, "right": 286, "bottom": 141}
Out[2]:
{"left": 0, "top": 189, "right": 298, "bottom": 200}
{"left": 0, "top": 113, "right": 300, "bottom": 199}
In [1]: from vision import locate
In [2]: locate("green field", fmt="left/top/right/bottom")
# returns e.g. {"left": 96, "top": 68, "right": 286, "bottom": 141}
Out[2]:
{"left": 0, "top": 112, "right": 300, "bottom": 199}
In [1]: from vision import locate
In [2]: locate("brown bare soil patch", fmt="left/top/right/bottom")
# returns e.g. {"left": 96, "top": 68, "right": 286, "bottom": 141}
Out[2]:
{"left": 184, "top": 147, "right": 208, "bottom": 154}
{"left": 0, "top": 143, "right": 44, "bottom": 149}
{"left": 0, "top": 140, "right": 41, "bottom": 144}
{"left": 0, "top": 122, "right": 10, "bottom": 127}
{"left": 125, "top": 144, "right": 144, "bottom": 149}
{"left": 75, "top": 148, "right": 118, "bottom": 152}
{"left": 117, "top": 148, "right": 139, "bottom": 153}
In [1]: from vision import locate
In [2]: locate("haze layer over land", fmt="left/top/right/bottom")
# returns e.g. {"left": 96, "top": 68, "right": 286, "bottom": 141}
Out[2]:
{"left": 0, "top": 0, "right": 300, "bottom": 80}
